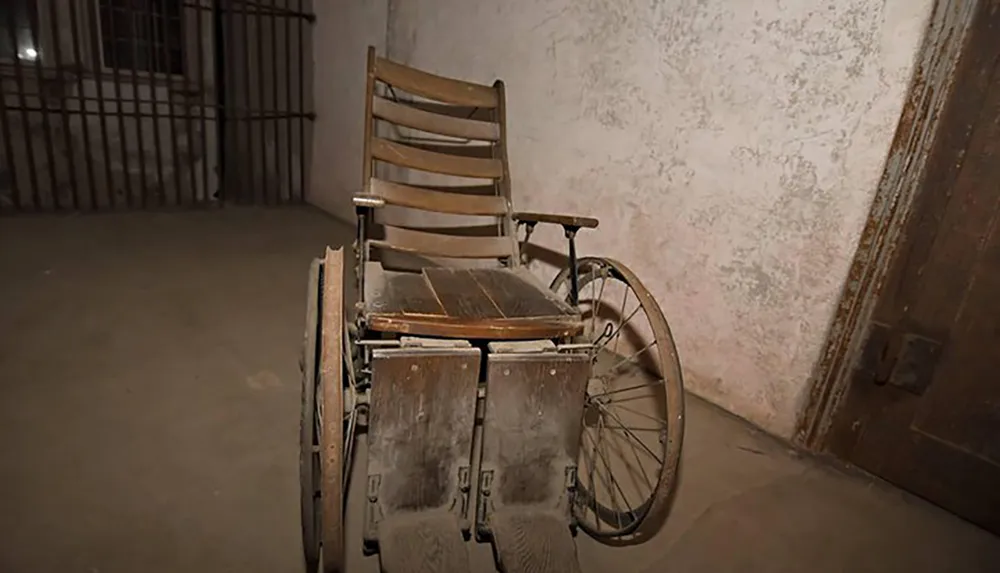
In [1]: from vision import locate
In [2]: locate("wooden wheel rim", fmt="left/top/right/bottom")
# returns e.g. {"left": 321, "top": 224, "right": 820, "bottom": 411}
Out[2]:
{"left": 300, "top": 259, "right": 322, "bottom": 570}
{"left": 550, "top": 257, "right": 685, "bottom": 540}
{"left": 319, "top": 247, "right": 345, "bottom": 572}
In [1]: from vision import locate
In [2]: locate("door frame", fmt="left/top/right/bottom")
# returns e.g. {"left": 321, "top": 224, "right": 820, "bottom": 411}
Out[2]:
{"left": 795, "top": 0, "right": 990, "bottom": 449}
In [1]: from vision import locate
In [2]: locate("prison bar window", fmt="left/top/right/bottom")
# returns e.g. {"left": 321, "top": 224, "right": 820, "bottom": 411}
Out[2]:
{"left": 98, "top": 0, "right": 184, "bottom": 75}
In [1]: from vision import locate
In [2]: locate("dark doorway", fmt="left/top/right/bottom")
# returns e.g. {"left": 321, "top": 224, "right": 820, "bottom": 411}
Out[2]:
{"left": 824, "top": 3, "right": 1000, "bottom": 536}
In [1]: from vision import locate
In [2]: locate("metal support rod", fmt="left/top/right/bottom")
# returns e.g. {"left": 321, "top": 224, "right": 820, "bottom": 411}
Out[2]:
{"left": 184, "top": 0, "right": 200, "bottom": 204}
{"left": 67, "top": 0, "right": 98, "bottom": 209}
{"left": 198, "top": 0, "right": 211, "bottom": 204}
{"left": 122, "top": 0, "right": 150, "bottom": 209}
{"left": 298, "top": 0, "right": 305, "bottom": 202}
{"left": 269, "top": 0, "right": 280, "bottom": 202}
{"left": 85, "top": 0, "right": 116, "bottom": 209}
{"left": 160, "top": 0, "right": 185, "bottom": 205}
{"left": 0, "top": 79, "right": 21, "bottom": 211}
{"left": 4, "top": 12, "right": 40, "bottom": 210}
{"left": 284, "top": 0, "right": 293, "bottom": 203}
{"left": 26, "top": 9, "right": 58, "bottom": 210}
{"left": 241, "top": 0, "right": 255, "bottom": 203}
{"left": 106, "top": 1, "right": 135, "bottom": 208}
{"left": 565, "top": 226, "right": 580, "bottom": 307}
{"left": 255, "top": 1, "right": 268, "bottom": 204}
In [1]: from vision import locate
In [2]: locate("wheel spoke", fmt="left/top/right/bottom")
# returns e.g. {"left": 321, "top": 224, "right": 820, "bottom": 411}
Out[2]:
{"left": 590, "top": 379, "right": 665, "bottom": 399}
{"left": 612, "top": 287, "right": 630, "bottom": 355}
{"left": 609, "top": 402, "right": 668, "bottom": 428}
{"left": 595, "top": 402, "right": 663, "bottom": 465}
{"left": 603, "top": 340, "right": 657, "bottom": 377}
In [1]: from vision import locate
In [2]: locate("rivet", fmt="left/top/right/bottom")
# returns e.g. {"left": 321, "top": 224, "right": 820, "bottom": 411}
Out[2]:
{"left": 411, "top": 364, "right": 419, "bottom": 372}
{"left": 503, "top": 369, "right": 510, "bottom": 376}
{"left": 461, "top": 363, "right": 468, "bottom": 370}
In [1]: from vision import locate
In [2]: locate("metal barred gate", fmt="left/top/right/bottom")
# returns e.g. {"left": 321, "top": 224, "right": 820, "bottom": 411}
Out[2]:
{"left": 0, "top": 0, "right": 313, "bottom": 212}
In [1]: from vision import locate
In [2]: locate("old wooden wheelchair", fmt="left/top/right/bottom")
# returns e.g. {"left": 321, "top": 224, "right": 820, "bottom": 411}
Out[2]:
{"left": 299, "top": 48, "right": 685, "bottom": 573}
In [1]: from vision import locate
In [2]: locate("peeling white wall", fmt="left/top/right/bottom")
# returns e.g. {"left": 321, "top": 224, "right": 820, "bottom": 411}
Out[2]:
{"left": 383, "top": 0, "right": 935, "bottom": 437}
{"left": 308, "top": 0, "right": 388, "bottom": 219}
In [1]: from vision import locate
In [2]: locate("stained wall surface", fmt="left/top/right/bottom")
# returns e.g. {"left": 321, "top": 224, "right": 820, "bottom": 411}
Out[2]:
{"left": 379, "top": 0, "right": 935, "bottom": 437}
{"left": 309, "top": 0, "right": 389, "bottom": 220}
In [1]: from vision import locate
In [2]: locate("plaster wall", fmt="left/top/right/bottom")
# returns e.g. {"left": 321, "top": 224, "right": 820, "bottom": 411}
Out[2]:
{"left": 383, "top": 0, "right": 935, "bottom": 437}
{"left": 308, "top": 0, "right": 388, "bottom": 219}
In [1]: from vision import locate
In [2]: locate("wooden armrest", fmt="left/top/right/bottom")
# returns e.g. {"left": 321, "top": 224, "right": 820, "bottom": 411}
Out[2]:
{"left": 352, "top": 194, "right": 385, "bottom": 208}
{"left": 513, "top": 211, "right": 599, "bottom": 229}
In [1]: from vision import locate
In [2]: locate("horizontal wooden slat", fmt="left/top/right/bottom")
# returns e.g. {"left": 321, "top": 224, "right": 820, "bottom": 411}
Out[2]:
{"left": 372, "top": 96, "right": 500, "bottom": 141}
{"left": 403, "top": 141, "right": 495, "bottom": 159}
{"left": 374, "top": 56, "right": 499, "bottom": 108}
{"left": 369, "top": 179, "right": 507, "bottom": 216}
{"left": 371, "top": 137, "right": 503, "bottom": 179}
{"left": 412, "top": 184, "right": 497, "bottom": 196}
{"left": 372, "top": 225, "right": 514, "bottom": 259}
{"left": 408, "top": 101, "right": 494, "bottom": 122}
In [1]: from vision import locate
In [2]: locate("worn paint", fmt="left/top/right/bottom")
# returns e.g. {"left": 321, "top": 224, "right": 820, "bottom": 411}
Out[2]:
{"left": 365, "top": 0, "right": 936, "bottom": 438}
{"left": 798, "top": 0, "right": 981, "bottom": 446}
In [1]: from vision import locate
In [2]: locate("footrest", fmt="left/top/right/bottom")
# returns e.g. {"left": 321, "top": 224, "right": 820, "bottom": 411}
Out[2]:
{"left": 379, "top": 512, "right": 470, "bottom": 573}
{"left": 491, "top": 510, "right": 581, "bottom": 573}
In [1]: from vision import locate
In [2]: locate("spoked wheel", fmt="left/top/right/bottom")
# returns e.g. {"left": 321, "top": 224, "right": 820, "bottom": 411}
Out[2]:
{"left": 550, "top": 257, "right": 685, "bottom": 541}
{"left": 300, "top": 247, "right": 353, "bottom": 573}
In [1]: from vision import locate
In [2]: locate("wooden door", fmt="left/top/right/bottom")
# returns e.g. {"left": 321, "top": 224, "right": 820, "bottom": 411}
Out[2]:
{"left": 826, "top": 7, "right": 1000, "bottom": 535}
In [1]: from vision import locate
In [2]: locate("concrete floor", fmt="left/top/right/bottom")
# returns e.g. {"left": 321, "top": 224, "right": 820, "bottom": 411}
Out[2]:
{"left": 1, "top": 207, "right": 997, "bottom": 573}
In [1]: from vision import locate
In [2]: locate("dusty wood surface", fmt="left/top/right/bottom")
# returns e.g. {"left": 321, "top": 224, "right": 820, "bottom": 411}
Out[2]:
{"left": 368, "top": 348, "right": 480, "bottom": 513}
{"left": 513, "top": 212, "right": 599, "bottom": 229}
{"left": 319, "top": 247, "right": 344, "bottom": 572}
{"left": 373, "top": 224, "right": 514, "bottom": 260}
{"left": 378, "top": 511, "right": 470, "bottom": 573}
{"left": 371, "top": 137, "right": 503, "bottom": 179}
{"left": 368, "top": 178, "right": 508, "bottom": 216}
{"left": 828, "top": 9, "right": 1000, "bottom": 535}
{"left": 373, "top": 54, "right": 499, "bottom": 108}
{"left": 364, "top": 266, "right": 582, "bottom": 339}
{"left": 372, "top": 96, "right": 500, "bottom": 141}
{"left": 491, "top": 510, "right": 581, "bottom": 573}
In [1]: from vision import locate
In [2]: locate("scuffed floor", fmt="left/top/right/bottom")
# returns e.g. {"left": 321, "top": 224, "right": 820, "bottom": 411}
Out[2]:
{"left": 0, "top": 207, "right": 997, "bottom": 573}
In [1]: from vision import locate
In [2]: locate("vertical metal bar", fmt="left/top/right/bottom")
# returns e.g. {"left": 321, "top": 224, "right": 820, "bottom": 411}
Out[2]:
{"left": 67, "top": 0, "right": 97, "bottom": 209}
{"left": 194, "top": 0, "right": 209, "bottom": 204}
{"left": 4, "top": 11, "right": 41, "bottom": 210}
{"left": 127, "top": 0, "right": 150, "bottom": 208}
{"left": 26, "top": 6, "right": 58, "bottom": 210}
{"left": 283, "top": 0, "right": 292, "bottom": 205}
{"left": 297, "top": 0, "right": 305, "bottom": 203}
{"left": 270, "top": 0, "right": 280, "bottom": 203}
{"left": 49, "top": 0, "right": 80, "bottom": 209}
{"left": 182, "top": 2, "right": 199, "bottom": 204}
{"left": 86, "top": 0, "right": 117, "bottom": 209}
{"left": 213, "top": 0, "right": 227, "bottom": 203}
{"left": 0, "top": 80, "right": 22, "bottom": 211}
{"left": 240, "top": 0, "right": 254, "bottom": 203}
{"left": 104, "top": 1, "right": 135, "bottom": 208}
{"left": 159, "top": 0, "right": 184, "bottom": 205}
{"left": 142, "top": 2, "right": 168, "bottom": 207}
{"left": 255, "top": 0, "right": 268, "bottom": 204}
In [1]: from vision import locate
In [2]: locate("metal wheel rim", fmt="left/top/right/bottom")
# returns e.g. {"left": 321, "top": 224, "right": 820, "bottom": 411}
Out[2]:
{"left": 550, "top": 257, "right": 685, "bottom": 540}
